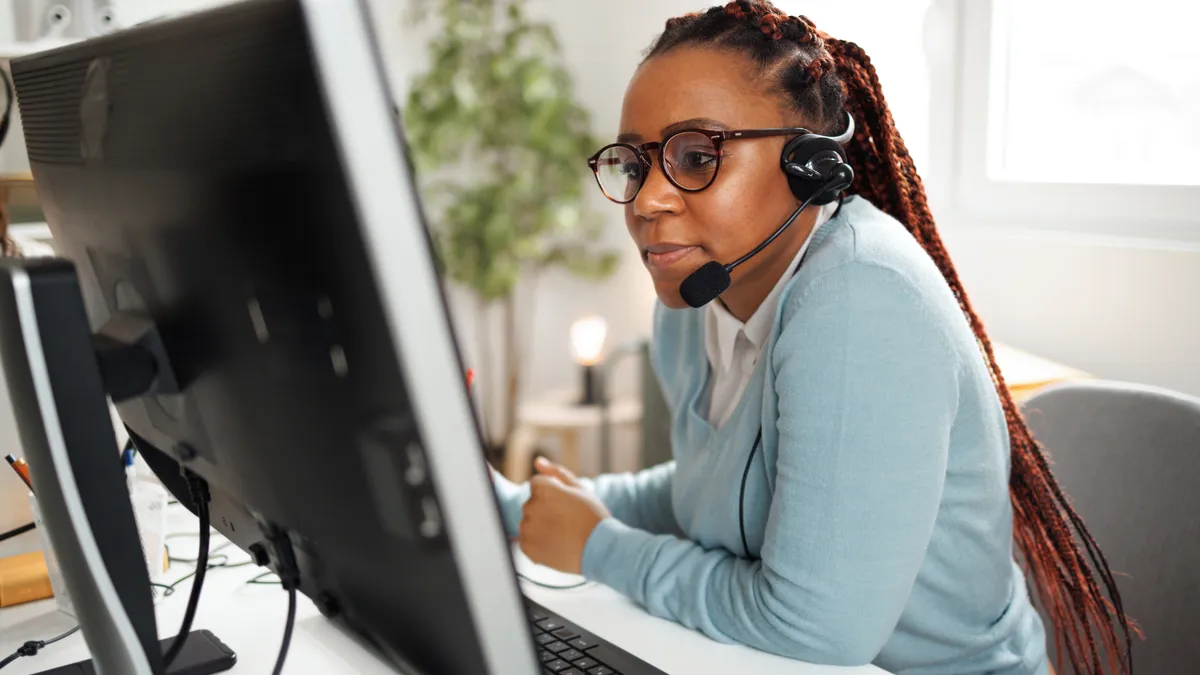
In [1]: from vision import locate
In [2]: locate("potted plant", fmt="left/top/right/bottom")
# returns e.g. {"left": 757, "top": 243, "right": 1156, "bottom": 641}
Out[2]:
{"left": 404, "top": 0, "right": 618, "bottom": 462}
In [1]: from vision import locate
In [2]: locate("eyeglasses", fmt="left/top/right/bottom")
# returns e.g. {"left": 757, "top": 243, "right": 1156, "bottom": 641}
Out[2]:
{"left": 586, "top": 127, "right": 814, "bottom": 204}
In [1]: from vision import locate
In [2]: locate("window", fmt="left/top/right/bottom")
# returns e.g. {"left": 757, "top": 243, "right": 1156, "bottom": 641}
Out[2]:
{"left": 988, "top": 0, "right": 1200, "bottom": 187}
{"left": 934, "top": 0, "right": 1200, "bottom": 241}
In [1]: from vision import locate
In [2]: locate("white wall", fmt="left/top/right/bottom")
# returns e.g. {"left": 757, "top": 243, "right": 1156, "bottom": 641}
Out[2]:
{"left": 941, "top": 229, "right": 1200, "bottom": 396}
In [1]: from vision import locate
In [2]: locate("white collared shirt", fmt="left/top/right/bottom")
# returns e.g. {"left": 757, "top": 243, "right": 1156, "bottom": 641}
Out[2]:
{"left": 703, "top": 202, "right": 838, "bottom": 428}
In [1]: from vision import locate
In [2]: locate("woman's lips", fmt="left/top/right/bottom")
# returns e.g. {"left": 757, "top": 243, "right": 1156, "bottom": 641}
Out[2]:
{"left": 644, "top": 244, "right": 699, "bottom": 269}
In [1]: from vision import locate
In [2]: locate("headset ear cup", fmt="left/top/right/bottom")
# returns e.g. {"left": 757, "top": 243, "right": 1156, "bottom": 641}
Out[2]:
{"left": 780, "top": 134, "right": 851, "bottom": 205}
{"left": 781, "top": 134, "right": 817, "bottom": 202}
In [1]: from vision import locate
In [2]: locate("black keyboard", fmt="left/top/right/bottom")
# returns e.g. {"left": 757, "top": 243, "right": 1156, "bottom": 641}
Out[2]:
{"left": 526, "top": 600, "right": 667, "bottom": 675}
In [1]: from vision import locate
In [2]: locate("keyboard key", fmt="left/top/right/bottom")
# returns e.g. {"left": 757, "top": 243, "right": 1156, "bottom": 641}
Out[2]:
{"left": 587, "top": 666, "right": 615, "bottom": 675}
{"left": 583, "top": 638, "right": 638, "bottom": 672}
{"left": 536, "top": 634, "right": 557, "bottom": 646}
{"left": 546, "top": 659, "right": 571, "bottom": 672}
{"left": 561, "top": 670, "right": 585, "bottom": 675}
{"left": 559, "top": 649, "right": 584, "bottom": 662}
{"left": 552, "top": 627, "right": 578, "bottom": 640}
{"left": 529, "top": 609, "right": 549, "bottom": 622}
{"left": 540, "top": 650, "right": 556, "bottom": 662}
{"left": 536, "top": 619, "right": 564, "bottom": 632}
{"left": 570, "top": 637, "right": 597, "bottom": 650}
{"left": 545, "top": 641, "right": 569, "bottom": 653}
{"left": 572, "top": 658, "right": 598, "bottom": 670}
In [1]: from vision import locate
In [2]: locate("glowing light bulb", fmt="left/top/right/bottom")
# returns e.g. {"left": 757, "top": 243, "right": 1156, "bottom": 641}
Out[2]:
{"left": 570, "top": 316, "right": 607, "bottom": 366}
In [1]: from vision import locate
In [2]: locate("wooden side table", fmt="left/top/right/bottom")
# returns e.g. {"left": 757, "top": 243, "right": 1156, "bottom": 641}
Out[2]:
{"left": 503, "top": 390, "right": 642, "bottom": 482}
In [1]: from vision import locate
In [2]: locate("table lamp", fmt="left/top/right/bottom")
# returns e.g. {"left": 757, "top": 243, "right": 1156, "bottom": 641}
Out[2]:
{"left": 570, "top": 315, "right": 607, "bottom": 406}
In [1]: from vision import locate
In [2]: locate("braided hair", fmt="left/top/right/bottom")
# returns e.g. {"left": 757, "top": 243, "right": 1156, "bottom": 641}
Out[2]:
{"left": 646, "top": 2, "right": 1135, "bottom": 673}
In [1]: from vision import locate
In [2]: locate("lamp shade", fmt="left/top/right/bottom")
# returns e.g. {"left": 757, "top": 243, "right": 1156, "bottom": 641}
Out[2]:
{"left": 569, "top": 316, "right": 607, "bottom": 366}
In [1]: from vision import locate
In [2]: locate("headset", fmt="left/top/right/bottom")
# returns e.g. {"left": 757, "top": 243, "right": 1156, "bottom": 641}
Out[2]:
{"left": 732, "top": 112, "right": 856, "bottom": 561}
{"left": 781, "top": 110, "right": 856, "bottom": 206}
{"left": 679, "top": 111, "right": 856, "bottom": 309}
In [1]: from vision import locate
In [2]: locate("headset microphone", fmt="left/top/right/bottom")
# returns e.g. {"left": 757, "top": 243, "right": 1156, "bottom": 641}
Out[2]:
{"left": 678, "top": 112, "right": 855, "bottom": 309}
{"left": 678, "top": 164, "right": 853, "bottom": 309}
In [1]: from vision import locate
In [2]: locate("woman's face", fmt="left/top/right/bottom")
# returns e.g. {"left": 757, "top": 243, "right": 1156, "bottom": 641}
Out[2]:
{"left": 617, "top": 46, "right": 810, "bottom": 313}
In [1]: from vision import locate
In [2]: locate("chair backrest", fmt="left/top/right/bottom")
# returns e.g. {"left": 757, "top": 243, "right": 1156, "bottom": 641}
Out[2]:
{"left": 1021, "top": 380, "right": 1200, "bottom": 674}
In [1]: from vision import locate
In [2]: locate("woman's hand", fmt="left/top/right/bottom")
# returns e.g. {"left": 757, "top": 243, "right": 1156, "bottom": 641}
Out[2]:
{"left": 518, "top": 458, "right": 611, "bottom": 574}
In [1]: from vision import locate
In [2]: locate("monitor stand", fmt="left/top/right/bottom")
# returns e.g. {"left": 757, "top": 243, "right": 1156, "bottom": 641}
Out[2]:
{"left": 0, "top": 257, "right": 232, "bottom": 675}
{"left": 32, "top": 630, "right": 237, "bottom": 675}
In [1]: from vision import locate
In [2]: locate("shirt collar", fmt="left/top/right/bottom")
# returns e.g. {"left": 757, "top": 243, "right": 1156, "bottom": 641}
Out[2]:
{"left": 704, "top": 201, "right": 839, "bottom": 372}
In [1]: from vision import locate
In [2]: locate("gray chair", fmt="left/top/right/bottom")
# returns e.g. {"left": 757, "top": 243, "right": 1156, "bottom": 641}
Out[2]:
{"left": 1021, "top": 379, "right": 1200, "bottom": 674}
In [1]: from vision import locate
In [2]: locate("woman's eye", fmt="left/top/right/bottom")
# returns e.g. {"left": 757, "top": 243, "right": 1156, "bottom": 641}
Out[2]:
{"left": 619, "top": 161, "right": 644, "bottom": 179}
{"left": 679, "top": 151, "right": 717, "bottom": 171}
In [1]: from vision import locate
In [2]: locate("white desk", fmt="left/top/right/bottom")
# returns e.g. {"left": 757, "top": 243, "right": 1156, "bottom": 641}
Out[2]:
{"left": 0, "top": 511, "right": 889, "bottom": 675}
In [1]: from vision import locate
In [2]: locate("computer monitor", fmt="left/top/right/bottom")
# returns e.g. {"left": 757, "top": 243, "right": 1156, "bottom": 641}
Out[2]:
{"left": 3, "top": 0, "right": 536, "bottom": 673}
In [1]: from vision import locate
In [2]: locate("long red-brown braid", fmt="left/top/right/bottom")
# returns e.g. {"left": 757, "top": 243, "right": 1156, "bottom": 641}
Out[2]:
{"left": 646, "top": 2, "right": 1136, "bottom": 673}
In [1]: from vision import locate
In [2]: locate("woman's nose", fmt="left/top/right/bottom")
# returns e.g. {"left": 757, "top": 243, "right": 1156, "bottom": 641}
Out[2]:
{"left": 633, "top": 159, "right": 683, "bottom": 220}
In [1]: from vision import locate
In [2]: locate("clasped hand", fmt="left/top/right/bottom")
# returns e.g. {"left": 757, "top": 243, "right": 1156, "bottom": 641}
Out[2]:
{"left": 512, "top": 457, "right": 611, "bottom": 575}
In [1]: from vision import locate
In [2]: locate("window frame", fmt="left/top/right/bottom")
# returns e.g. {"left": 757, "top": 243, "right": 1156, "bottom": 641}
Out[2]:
{"left": 928, "top": 0, "right": 1200, "bottom": 242}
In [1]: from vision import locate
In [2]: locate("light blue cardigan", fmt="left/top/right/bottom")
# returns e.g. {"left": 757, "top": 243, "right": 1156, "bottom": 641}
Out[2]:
{"left": 494, "top": 197, "right": 1049, "bottom": 675}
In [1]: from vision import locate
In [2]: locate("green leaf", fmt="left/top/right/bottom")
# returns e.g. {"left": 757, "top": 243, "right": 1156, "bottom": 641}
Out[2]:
{"left": 404, "top": 0, "right": 617, "bottom": 306}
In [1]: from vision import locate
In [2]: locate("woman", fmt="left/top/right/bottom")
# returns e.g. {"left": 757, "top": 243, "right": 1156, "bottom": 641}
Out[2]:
{"left": 493, "top": 3, "right": 1133, "bottom": 673}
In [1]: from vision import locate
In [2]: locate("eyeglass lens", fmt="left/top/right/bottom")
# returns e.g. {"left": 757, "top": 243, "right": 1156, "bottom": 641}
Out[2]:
{"left": 594, "top": 131, "right": 719, "bottom": 203}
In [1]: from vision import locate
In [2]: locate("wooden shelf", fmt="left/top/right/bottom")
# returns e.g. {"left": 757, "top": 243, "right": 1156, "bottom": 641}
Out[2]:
{"left": 0, "top": 172, "right": 34, "bottom": 186}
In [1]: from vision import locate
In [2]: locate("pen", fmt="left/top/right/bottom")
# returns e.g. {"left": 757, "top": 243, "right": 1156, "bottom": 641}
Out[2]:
{"left": 5, "top": 454, "right": 33, "bottom": 492}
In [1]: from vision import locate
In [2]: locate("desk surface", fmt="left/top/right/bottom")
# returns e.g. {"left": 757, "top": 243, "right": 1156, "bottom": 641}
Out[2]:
{"left": 0, "top": 511, "right": 888, "bottom": 675}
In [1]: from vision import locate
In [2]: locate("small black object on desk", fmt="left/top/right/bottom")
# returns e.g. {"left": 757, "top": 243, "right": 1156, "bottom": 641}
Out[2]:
{"left": 30, "top": 630, "right": 235, "bottom": 675}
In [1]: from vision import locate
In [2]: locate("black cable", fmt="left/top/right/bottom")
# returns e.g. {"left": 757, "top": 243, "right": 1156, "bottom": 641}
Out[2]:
{"left": 732, "top": 200, "right": 827, "bottom": 561}
{"left": 153, "top": 567, "right": 206, "bottom": 598}
{"left": 0, "top": 522, "right": 35, "bottom": 543}
{"left": 0, "top": 625, "right": 80, "bottom": 670}
{"left": 152, "top": 552, "right": 240, "bottom": 599}
{"left": 516, "top": 573, "right": 589, "bottom": 591}
{"left": 169, "top": 540, "right": 233, "bottom": 564}
{"left": 725, "top": 171, "right": 845, "bottom": 273}
{"left": 272, "top": 587, "right": 297, "bottom": 675}
{"left": 0, "top": 68, "right": 14, "bottom": 150}
{"left": 162, "top": 473, "right": 210, "bottom": 668}
{"left": 254, "top": 525, "right": 300, "bottom": 675}
{"left": 739, "top": 428, "right": 763, "bottom": 561}
{"left": 161, "top": 505, "right": 207, "bottom": 663}
{"left": 39, "top": 626, "right": 79, "bottom": 647}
